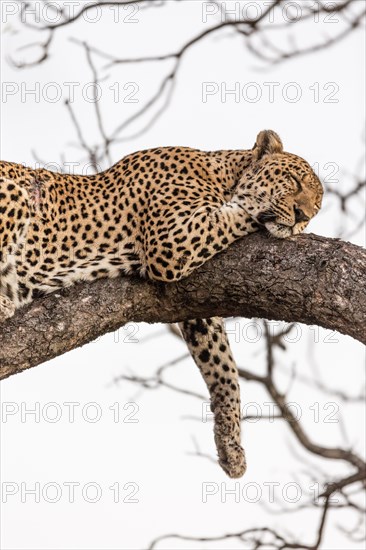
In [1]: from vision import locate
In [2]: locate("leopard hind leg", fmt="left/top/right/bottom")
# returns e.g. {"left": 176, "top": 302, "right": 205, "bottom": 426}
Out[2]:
{"left": 179, "top": 317, "right": 245, "bottom": 478}
{"left": 0, "top": 180, "right": 30, "bottom": 321}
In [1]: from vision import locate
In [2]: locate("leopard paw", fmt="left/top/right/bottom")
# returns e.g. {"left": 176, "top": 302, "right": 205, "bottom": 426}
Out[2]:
{"left": 0, "top": 295, "right": 16, "bottom": 322}
{"left": 215, "top": 435, "right": 247, "bottom": 478}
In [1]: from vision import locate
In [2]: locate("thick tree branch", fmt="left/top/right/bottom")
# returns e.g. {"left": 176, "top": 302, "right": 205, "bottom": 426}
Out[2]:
{"left": 0, "top": 232, "right": 365, "bottom": 380}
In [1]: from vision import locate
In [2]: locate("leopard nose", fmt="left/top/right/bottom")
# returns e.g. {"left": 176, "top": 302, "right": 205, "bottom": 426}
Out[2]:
{"left": 294, "top": 207, "right": 310, "bottom": 223}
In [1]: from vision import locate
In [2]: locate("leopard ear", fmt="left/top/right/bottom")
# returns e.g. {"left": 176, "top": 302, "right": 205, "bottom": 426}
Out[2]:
{"left": 252, "top": 130, "right": 283, "bottom": 161}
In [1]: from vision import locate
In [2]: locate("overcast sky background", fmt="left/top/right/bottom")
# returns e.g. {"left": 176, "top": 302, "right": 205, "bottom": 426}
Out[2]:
{"left": 1, "top": 1, "right": 365, "bottom": 549}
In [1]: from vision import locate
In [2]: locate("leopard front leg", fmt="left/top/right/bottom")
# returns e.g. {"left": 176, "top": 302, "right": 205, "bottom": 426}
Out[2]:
{"left": 179, "top": 317, "right": 245, "bottom": 478}
{"left": 144, "top": 198, "right": 259, "bottom": 282}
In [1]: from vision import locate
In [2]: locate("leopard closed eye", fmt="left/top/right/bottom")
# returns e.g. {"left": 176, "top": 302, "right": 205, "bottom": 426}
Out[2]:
{"left": 0, "top": 129, "right": 323, "bottom": 477}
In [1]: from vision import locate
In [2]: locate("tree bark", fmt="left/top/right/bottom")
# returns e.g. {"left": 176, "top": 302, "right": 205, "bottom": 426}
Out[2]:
{"left": 0, "top": 232, "right": 365, "bottom": 380}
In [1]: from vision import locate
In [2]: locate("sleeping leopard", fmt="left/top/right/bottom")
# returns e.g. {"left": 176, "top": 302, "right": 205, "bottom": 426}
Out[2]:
{"left": 0, "top": 130, "right": 323, "bottom": 478}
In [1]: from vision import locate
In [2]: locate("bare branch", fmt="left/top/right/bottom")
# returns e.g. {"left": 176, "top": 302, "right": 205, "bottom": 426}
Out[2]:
{"left": 148, "top": 498, "right": 331, "bottom": 550}
{"left": 83, "top": 42, "right": 112, "bottom": 164}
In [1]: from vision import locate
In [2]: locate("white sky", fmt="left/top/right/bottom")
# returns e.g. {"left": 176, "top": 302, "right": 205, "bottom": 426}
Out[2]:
{"left": 0, "top": 1, "right": 365, "bottom": 549}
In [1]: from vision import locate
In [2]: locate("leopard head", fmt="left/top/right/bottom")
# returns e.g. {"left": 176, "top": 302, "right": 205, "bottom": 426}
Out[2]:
{"left": 239, "top": 130, "right": 323, "bottom": 238}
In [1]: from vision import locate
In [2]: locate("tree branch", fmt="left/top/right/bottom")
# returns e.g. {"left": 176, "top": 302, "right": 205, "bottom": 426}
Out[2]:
{"left": 1, "top": 232, "right": 365, "bottom": 380}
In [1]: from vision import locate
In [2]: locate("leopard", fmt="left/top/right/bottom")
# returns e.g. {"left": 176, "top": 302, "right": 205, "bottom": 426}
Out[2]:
{"left": 0, "top": 130, "right": 323, "bottom": 478}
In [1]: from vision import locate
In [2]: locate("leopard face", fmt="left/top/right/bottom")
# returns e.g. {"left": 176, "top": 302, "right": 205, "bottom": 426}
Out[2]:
{"left": 238, "top": 130, "right": 323, "bottom": 238}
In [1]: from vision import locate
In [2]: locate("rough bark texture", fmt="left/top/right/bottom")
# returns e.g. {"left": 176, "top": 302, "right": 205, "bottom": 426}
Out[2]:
{"left": 0, "top": 233, "right": 365, "bottom": 380}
